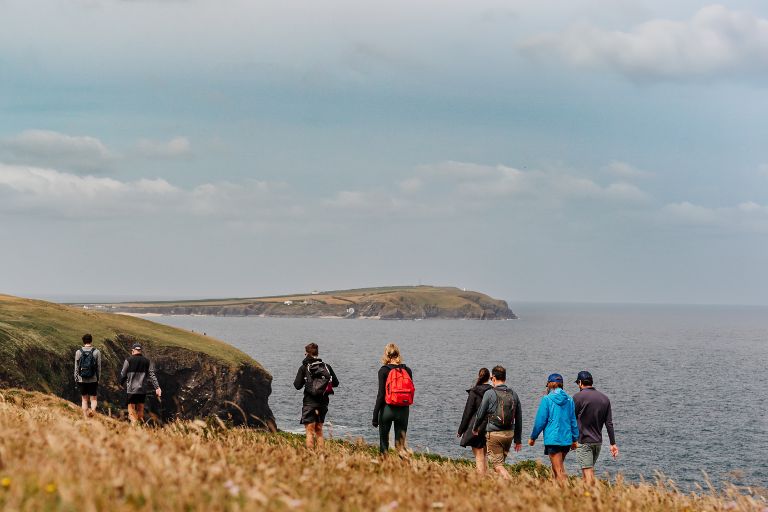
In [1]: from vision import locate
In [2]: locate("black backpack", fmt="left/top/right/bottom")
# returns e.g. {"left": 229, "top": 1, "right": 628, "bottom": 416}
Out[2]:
{"left": 305, "top": 360, "right": 334, "bottom": 397}
{"left": 488, "top": 388, "right": 516, "bottom": 429}
{"left": 78, "top": 349, "right": 98, "bottom": 379}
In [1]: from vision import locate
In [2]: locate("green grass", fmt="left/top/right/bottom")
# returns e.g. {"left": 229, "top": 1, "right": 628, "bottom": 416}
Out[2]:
{"left": 0, "top": 294, "right": 256, "bottom": 367}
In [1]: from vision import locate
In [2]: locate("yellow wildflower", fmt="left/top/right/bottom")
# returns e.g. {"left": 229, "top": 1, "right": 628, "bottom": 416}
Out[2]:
{"left": 0, "top": 477, "right": 11, "bottom": 489}
{"left": 45, "top": 483, "right": 57, "bottom": 494}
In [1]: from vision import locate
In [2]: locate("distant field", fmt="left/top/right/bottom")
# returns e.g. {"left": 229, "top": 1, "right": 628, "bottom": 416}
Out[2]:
{"left": 108, "top": 286, "right": 463, "bottom": 306}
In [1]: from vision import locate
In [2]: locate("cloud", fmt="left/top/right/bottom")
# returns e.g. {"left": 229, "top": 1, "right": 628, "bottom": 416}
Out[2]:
{"left": 662, "top": 200, "right": 768, "bottom": 232}
{"left": 1, "top": 130, "right": 114, "bottom": 172}
{"left": 0, "top": 163, "right": 292, "bottom": 221}
{"left": 398, "top": 177, "right": 423, "bottom": 194}
{"left": 412, "top": 161, "right": 648, "bottom": 203}
{"left": 604, "top": 161, "right": 652, "bottom": 178}
{"left": 136, "top": 136, "right": 191, "bottom": 158}
{"left": 520, "top": 5, "right": 768, "bottom": 81}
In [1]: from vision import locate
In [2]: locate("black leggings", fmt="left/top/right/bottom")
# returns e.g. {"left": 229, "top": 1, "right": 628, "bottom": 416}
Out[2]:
{"left": 378, "top": 404, "right": 410, "bottom": 454}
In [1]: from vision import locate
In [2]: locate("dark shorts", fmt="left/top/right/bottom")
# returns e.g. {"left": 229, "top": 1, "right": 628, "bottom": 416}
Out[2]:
{"left": 127, "top": 394, "right": 147, "bottom": 405}
{"left": 300, "top": 405, "right": 328, "bottom": 425}
{"left": 78, "top": 382, "right": 98, "bottom": 396}
{"left": 544, "top": 445, "right": 572, "bottom": 456}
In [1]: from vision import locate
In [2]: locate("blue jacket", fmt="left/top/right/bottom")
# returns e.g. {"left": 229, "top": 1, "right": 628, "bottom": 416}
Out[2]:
{"left": 529, "top": 388, "right": 579, "bottom": 446}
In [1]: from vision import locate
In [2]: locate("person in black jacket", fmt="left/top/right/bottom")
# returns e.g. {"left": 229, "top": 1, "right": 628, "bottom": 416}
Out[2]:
{"left": 372, "top": 343, "right": 414, "bottom": 454}
{"left": 457, "top": 367, "right": 492, "bottom": 475}
{"left": 293, "top": 343, "right": 339, "bottom": 449}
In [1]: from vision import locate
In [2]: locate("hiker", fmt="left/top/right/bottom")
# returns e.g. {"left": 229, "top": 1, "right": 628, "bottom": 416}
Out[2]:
{"left": 573, "top": 370, "right": 619, "bottom": 484}
{"left": 293, "top": 342, "right": 339, "bottom": 449}
{"left": 372, "top": 343, "right": 414, "bottom": 455}
{"left": 471, "top": 365, "right": 523, "bottom": 479}
{"left": 74, "top": 333, "right": 102, "bottom": 418}
{"left": 119, "top": 343, "right": 161, "bottom": 425}
{"left": 528, "top": 373, "right": 579, "bottom": 482}
{"left": 458, "top": 368, "right": 493, "bottom": 475}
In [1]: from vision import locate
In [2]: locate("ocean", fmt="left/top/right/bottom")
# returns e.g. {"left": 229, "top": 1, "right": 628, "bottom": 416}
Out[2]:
{"left": 151, "top": 303, "right": 768, "bottom": 489}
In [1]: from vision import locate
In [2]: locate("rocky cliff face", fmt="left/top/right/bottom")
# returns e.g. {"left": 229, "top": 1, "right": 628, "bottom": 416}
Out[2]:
{"left": 0, "top": 333, "right": 275, "bottom": 430}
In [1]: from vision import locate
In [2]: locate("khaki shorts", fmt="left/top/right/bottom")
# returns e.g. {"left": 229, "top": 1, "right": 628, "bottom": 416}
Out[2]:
{"left": 486, "top": 430, "right": 514, "bottom": 468}
{"left": 575, "top": 443, "right": 602, "bottom": 469}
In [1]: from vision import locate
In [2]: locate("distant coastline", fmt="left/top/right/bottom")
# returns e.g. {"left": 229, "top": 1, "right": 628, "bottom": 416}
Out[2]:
{"left": 80, "top": 285, "right": 516, "bottom": 320}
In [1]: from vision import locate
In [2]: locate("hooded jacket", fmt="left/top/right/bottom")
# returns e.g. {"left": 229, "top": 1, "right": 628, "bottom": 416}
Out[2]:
{"left": 458, "top": 383, "right": 492, "bottom": 438}
{"left": 293, "top": 356, "right": 339, "bottom": 408}
{"left": 530, "top": 388, "right": 579, "bottom": 446}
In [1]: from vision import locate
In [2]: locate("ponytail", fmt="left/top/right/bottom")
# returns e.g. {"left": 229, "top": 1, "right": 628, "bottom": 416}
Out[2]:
{"left": 475, "top": 367, "right": 490, "bottom": 387}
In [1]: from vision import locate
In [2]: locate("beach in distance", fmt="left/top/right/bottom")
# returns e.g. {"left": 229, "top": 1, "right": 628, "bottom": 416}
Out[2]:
{"left": 152, "top": 301, "right": 768, "bottom": 490}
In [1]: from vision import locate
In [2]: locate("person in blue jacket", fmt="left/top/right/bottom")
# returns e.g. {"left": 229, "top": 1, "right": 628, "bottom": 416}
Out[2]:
{"left": 528, "top": 373, "right": 579, "bottom": 482}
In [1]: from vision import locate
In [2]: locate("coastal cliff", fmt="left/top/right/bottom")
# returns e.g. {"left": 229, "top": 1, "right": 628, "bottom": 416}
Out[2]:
{"left": 0, "top": 294, "right": 275, "bottom": 429}
{"left": 93, "top": 286, "right": 517, "bottom": 320}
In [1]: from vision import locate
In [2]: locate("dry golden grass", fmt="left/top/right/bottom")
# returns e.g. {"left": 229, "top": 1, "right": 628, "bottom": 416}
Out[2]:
{"left": 0, "top": 390, "right": 764, "bottom": 512}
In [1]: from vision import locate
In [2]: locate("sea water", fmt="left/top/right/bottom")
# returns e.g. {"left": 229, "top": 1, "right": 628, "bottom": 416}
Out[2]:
{"left": 152, "top": 303, "right": 768, "bottom": 489}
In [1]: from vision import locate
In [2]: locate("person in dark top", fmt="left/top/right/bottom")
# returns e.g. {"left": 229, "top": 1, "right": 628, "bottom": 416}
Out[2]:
{"left": 119, "top": 343, "right": 161, "bottom": 425}
{"left": 74, "top": 333, "right": 102, "bottom": 418}
{"left": 293, "top": 343, "right": 339, "bottom": 449}
{"left": 457, "top": 368, "right": 492, "bottom": 475}
{"left": 473, "top": 365, "right": 523, "bottom": 480}
{"left": 573, "top": 370, "right": 618, "bottom": 484}
{"left": 372, "top": 343, "right": 414, "bottom": 454}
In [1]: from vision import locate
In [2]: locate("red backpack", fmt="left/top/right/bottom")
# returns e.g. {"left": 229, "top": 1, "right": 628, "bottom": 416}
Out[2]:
{"left": 384, "top": 367, "right": 415, "bottom": 406}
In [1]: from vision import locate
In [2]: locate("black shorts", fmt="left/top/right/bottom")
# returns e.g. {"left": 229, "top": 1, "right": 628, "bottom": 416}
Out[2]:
{"left": 544, "top": 444, "right": 572, "bottom": 456}
{"left": 127, "top": 394, "right": 147, "bottom": 405}
{"left": 78, "top": 382, "right": 98, "bottom": 396}
{"left": 300, "top": 405, "right": 328, "bottom": 425}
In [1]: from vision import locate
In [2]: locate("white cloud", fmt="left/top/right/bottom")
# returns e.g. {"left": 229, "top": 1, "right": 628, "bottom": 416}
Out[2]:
{"left": 604, "top": 161, "right": 652, "bottom": 178}
{"left": 398, "top": 177, "right": 423, "bottom": 194}
{"left": 412, "top": 161, "right": 647, "bottom": 203}
{"left": 136, "top": 136, "right": 191, "bottom": 158}
{"left": 1, "top": 130, "right": 114, "bottom": 171}
{"left": 0, "top": 163, "right": 291, "bottom": 221}
{"left": 520, "top": 5, "right": 768, "bottom": 81}
{"left": 662, "top": 200, "right": 768, "bottom": 232}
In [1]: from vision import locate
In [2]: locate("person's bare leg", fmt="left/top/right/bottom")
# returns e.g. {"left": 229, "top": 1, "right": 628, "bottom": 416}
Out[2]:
{"left": 494, "top": 464, "right": 512, "bottom": 480}
{"left": 549, "top": 453, "right": 567, "bottom": 483}
{"left": 136, "top": 403, "right": 145, "bottom": 424}
{"left": 128, "top": 404, "right": 138, "bottom": 425}
{"left": 582, "top": 467, "right": 595, "bottom": 485}
{"left": 88, "top": 396, "right": 97, "bottom": 416}
{"left": 315, "top": 422, "right": 325, "bottom": 449}
{"left": 81, "top": 396, "right": 89, "bottom": 418}
{"left": 305, "top": 423, "right": 316, "bottom": 449}
{"left": 472, "top": 447, "right": 487, "bottom": 476}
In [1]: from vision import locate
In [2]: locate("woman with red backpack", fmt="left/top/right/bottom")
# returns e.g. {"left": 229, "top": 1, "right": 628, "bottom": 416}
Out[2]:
{"left": 372, "top": 343, "right": 415, "bottom": 455}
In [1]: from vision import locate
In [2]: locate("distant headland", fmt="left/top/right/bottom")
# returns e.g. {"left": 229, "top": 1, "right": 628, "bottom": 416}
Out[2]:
{"left": 79, "top": 286, "right": 517, "bottom": 320}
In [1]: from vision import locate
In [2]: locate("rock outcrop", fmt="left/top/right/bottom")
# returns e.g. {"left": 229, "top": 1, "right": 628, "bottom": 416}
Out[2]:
{"left": 98, "top": 286, "right": 517, "bottom": 320}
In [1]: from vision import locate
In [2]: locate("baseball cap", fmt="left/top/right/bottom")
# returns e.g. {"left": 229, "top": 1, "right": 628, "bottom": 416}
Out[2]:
{"left": 131, "top": 343, "right": 142, "bottom": 351}
{"left": 547, "top": 373, "right": 564, "bottom": 383}
{"left": 575, "top": 370, "right": 593, "bottom": 383}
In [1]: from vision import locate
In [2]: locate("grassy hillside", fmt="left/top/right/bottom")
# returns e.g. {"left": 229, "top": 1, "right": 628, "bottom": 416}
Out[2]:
{"left": 0, "top": 294, "right": 254, "bottom": 366}
{"left": 0, "top": 390, "right": 763, "bottom": 512}
{"left": 95, "top": 286, "right": 516, "bottom": 319}
{"left": 0, "top": 294, "right": 274, "bottom": 427}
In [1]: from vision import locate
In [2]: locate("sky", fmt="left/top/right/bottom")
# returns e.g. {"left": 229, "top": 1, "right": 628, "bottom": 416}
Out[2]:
{"left": 1, "top": 0, "right": 768, "bottom": 305}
